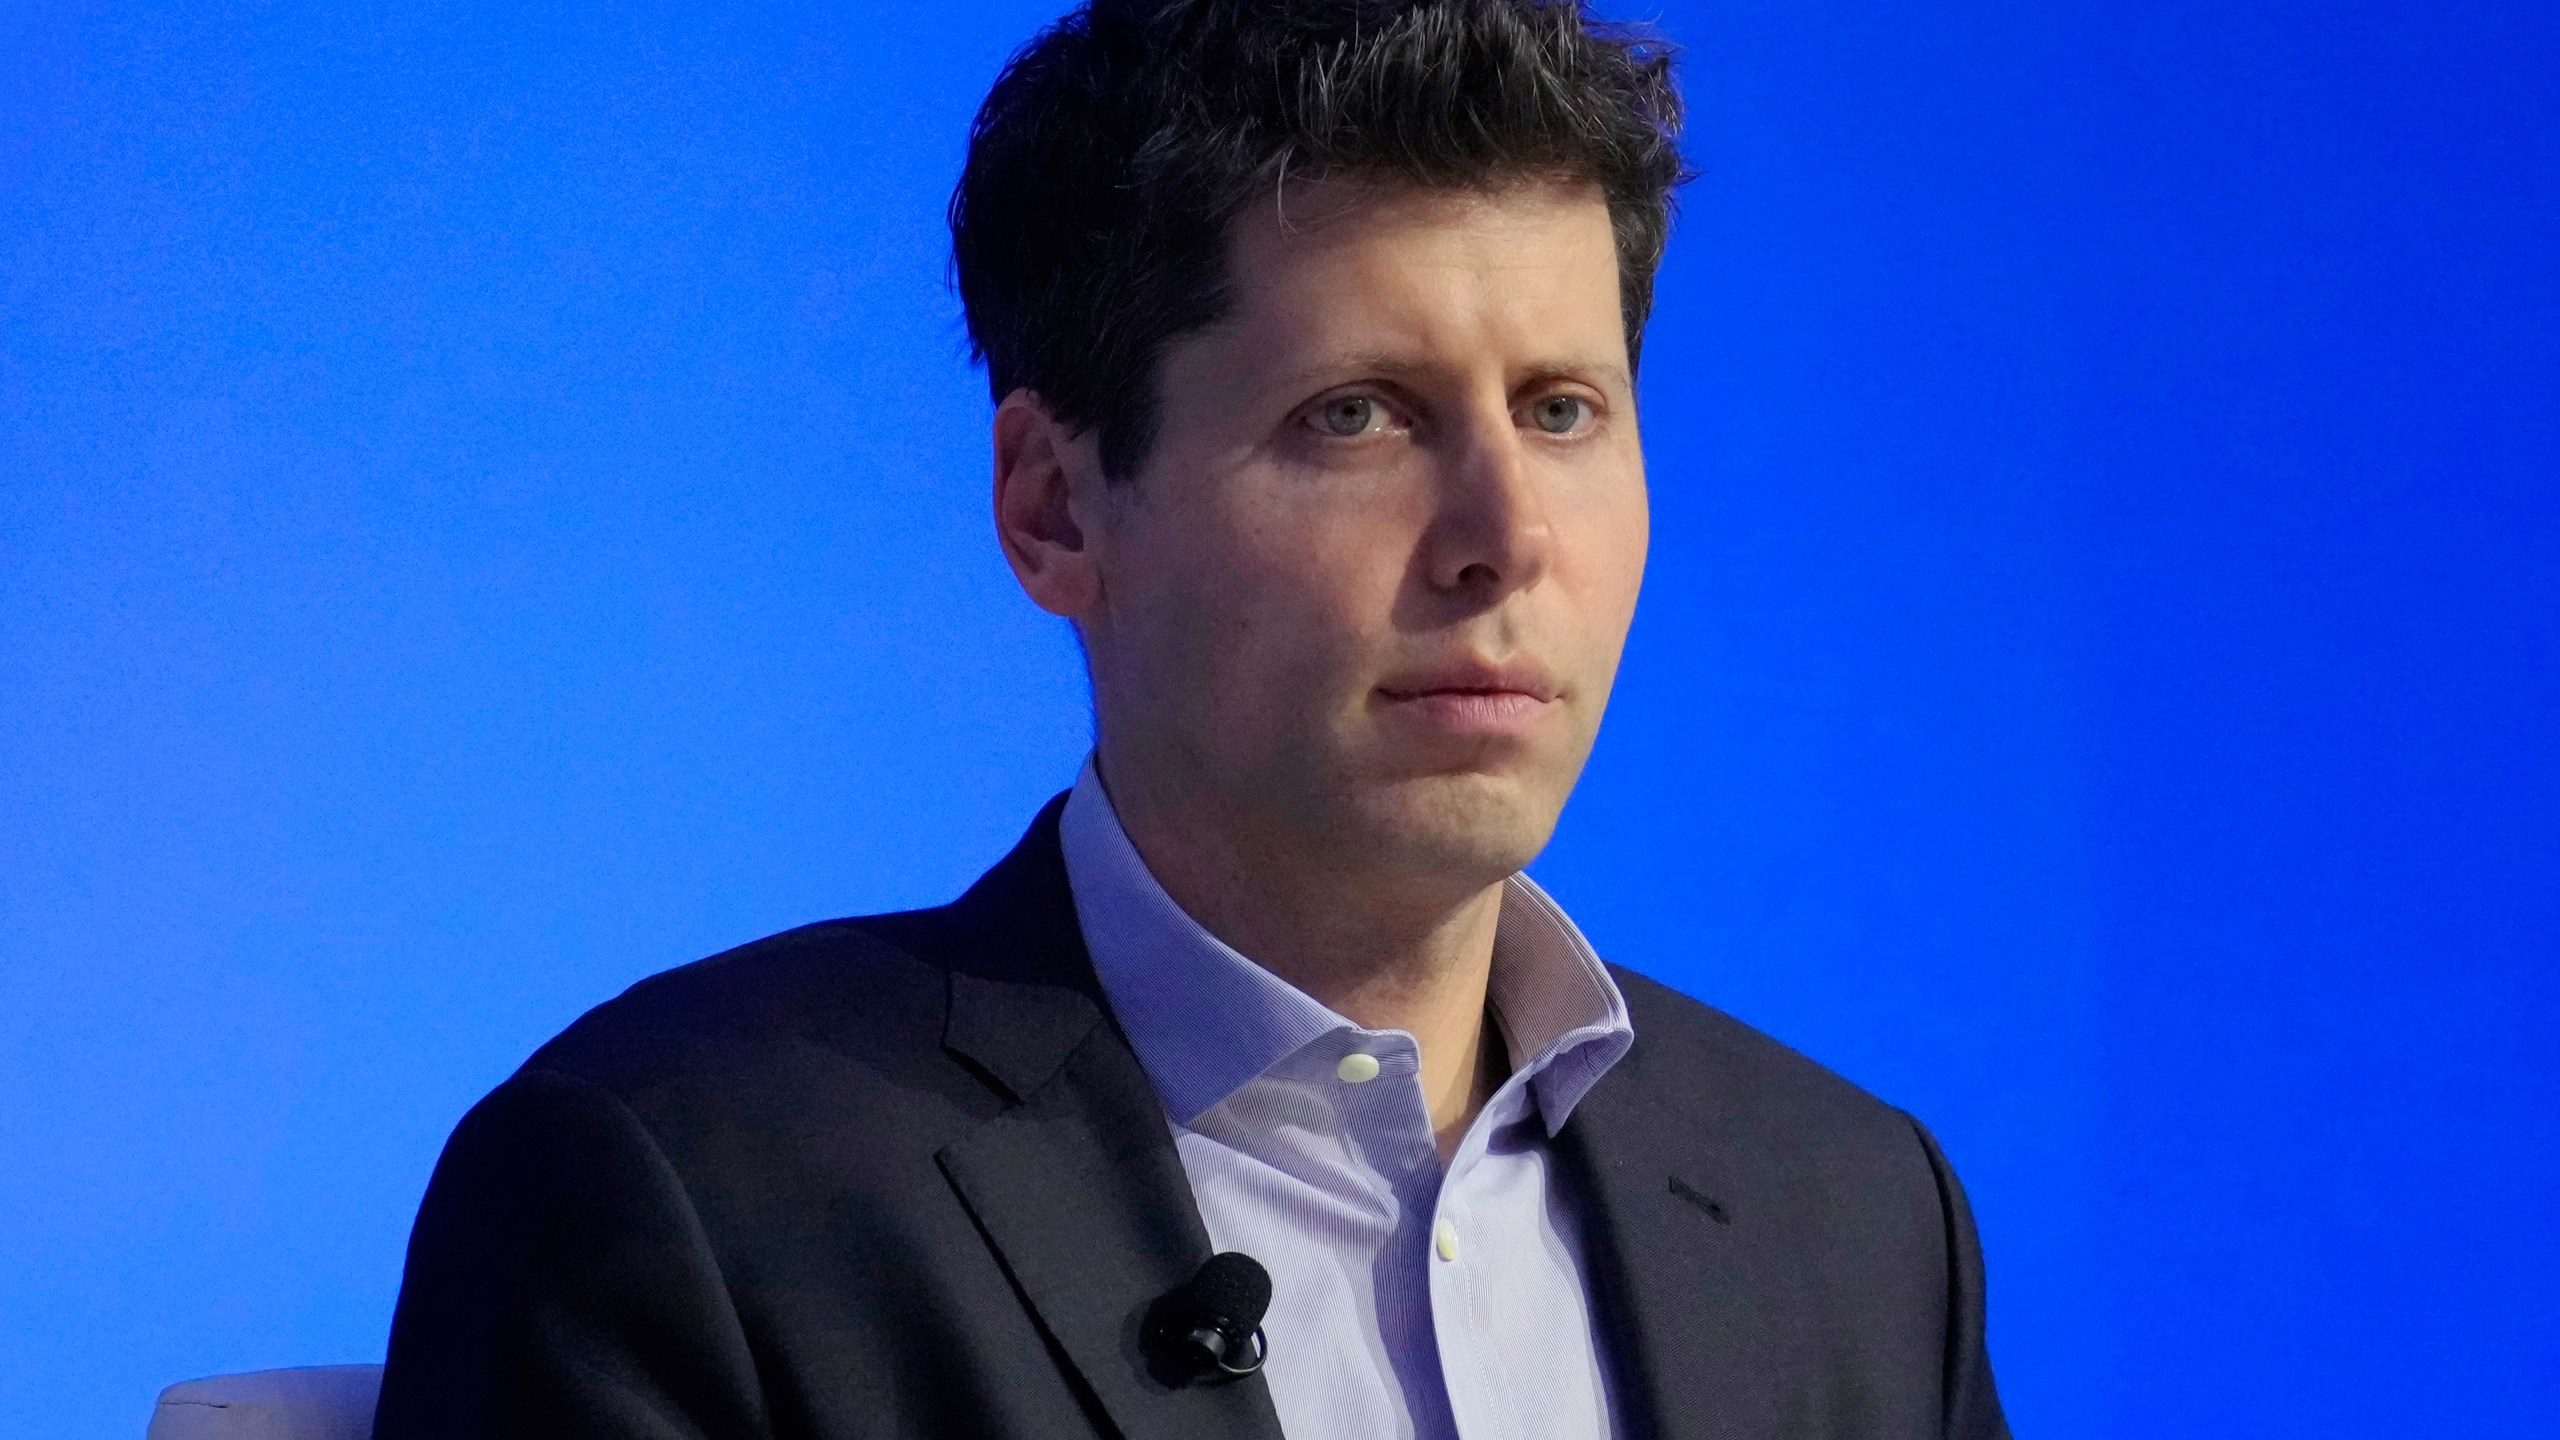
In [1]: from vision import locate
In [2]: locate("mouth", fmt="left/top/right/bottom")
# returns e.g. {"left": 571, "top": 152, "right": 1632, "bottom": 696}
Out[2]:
{"left": 1374, "top": 660, "right": 1561, "bottom": 736}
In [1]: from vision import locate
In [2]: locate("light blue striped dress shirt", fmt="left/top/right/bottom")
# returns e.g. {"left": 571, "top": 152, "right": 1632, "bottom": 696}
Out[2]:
{"left": 1058, "top": 762, "right": 1635, "bottom": 1440}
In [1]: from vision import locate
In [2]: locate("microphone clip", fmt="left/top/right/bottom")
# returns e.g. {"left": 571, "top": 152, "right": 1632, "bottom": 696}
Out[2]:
{"left": 1141, "top": 1251, "right": 1272, "bottom": 1386}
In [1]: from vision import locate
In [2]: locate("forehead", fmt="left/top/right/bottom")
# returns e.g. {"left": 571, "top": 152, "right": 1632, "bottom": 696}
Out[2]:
{"left": 1211, "top": 177, "right": 1624, "bottom": 359}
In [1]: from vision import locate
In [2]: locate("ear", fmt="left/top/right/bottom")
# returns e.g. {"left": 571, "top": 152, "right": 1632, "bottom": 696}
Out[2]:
{"left": 993, "top": 389, "right": 1106, "bottom": 620}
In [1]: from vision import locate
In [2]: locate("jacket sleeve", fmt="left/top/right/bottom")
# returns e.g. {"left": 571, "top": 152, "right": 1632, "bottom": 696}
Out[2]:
{"left": 372, "top": 1067, "right": 771, "bottom": 1440}
{"left": 1909, "top": 1117, "right": 2012, "bottom": 1440}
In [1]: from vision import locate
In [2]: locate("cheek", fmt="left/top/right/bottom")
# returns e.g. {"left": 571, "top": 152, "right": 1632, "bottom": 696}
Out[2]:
{"left": 1219, "top": 504, "right": 1399, "bottom": 698}
{"left": 1560, "top": 472, "right": 1651, "bottom": 630}
{"left": 1604, "top": 487, "right": 1650, "bottom": 625}
{"left": 1116, "top": 489, "right": 1386, "bottom": 715}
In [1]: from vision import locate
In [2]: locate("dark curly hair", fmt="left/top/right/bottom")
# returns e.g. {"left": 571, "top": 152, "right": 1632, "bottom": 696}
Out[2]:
{"left": 949, "top": 0, "right": 1689, "bottom": 480}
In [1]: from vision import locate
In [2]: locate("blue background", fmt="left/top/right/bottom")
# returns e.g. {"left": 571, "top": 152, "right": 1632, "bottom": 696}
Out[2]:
{"left": 4, "top": 2, "right": 2554, "bottom": 1434}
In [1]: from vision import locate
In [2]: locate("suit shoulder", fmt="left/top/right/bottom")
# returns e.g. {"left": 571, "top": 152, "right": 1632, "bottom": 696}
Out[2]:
{"left": 1607, "top": 963, "right": 1919, "bottom": 1149}
{"left": 522, "top": 907, "right": 968, "bottom": 1103}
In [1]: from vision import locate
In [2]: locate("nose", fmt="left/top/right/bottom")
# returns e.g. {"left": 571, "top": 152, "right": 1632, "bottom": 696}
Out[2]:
{"left": 1421, "top": 404, "right": 1555, "bottom": 605}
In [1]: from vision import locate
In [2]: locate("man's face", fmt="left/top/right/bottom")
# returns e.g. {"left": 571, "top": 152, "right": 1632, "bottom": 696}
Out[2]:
{"left": 1081, "top": 178, "right": 1649, "bottom": 886}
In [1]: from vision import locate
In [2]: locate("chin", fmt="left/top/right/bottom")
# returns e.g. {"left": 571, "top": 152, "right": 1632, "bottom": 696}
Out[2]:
{"left": 1340, "top": 768, "right": 1565, "bottom": 884}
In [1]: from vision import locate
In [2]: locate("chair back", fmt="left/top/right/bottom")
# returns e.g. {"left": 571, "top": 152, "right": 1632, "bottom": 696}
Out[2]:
{"left": 146, "top": 1366, "right": 383, "bottom": 1440}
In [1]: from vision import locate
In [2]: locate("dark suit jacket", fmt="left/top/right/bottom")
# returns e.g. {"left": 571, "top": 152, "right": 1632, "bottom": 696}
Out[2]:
{"left": 374, "top": 800, "right": 2009, "bottom": 1439}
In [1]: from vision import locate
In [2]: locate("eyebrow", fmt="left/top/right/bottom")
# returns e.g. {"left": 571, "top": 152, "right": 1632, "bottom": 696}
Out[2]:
{"left": 1515, "top": 359, "right": 1633, "bottom": 393}
{"left": 1268, "top": 352, "right": 1633, "bottom": 396}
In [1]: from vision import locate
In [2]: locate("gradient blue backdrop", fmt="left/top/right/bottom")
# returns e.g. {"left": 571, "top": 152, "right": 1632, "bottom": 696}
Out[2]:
{"left": 4, "top": 2, "right": 2554, "bottom": 1435}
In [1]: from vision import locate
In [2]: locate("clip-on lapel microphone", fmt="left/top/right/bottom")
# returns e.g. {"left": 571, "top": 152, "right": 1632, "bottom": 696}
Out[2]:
{"left": 1142, "top": 1251, "right": 1272, "bottom": 1386}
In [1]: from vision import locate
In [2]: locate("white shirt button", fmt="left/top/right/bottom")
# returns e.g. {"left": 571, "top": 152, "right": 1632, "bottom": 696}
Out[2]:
{"left": 1335, "top": 1052, "right": 1382, "bottom": 1084}
{"left": 1434, "top": 1218, "right": 1461, "bottom": 1261}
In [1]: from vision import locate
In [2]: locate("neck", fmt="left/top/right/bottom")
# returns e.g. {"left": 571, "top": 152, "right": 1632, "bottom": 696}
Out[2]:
{"left": 1094, "top": 751, "right": 1511, "bottom": 1160}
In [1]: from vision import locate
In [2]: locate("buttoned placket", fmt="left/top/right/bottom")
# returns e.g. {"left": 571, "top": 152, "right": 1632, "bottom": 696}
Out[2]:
{"left": 1426, "top": 1039, "right": 1549, "bottom": 1440}
{"left": 1304, "top": 1020, "right": 1564, "bottom": 1440}
{"left": 1306, "top": 1026, "right": 1453, "bottom": 1436}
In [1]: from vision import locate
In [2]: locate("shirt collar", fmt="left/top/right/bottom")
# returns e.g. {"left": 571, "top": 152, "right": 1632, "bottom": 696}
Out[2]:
{"left": 1059, "top": 759, "right": 1633, "bottom": 1135}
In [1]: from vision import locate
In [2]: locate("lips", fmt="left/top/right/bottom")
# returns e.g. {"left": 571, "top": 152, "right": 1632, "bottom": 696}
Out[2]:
{"left": 1374, "top": 659, "right": 1561, "bottom": 736}
{"left": 1375, "top": 658, "right": 1562, "bottom": 705}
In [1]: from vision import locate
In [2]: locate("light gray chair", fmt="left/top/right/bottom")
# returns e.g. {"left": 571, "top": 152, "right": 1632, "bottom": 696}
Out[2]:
{"left": 146, "top": 1366, "right": 382, "bottom": 1440}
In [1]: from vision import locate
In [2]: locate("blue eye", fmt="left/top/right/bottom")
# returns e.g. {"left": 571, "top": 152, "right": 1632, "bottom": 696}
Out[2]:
{"left": 1316, "top": 396, "right": 1376, "bottom": 437}
{"left": 1529, "top": 395, "right": 1589, "bottom": 434}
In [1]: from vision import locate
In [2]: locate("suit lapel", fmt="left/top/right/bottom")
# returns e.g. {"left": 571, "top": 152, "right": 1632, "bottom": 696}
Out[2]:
{"left": 1560, "top": 1051, "right": 1784, "bottom": 1440}
{"left": 931, "top": 802, "right": 1286, "bottom": 1440}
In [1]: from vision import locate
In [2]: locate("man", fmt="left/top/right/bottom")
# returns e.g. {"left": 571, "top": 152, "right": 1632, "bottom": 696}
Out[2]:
{"left": 372, "top": 2, "right": 2009, "bottom": 1437}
